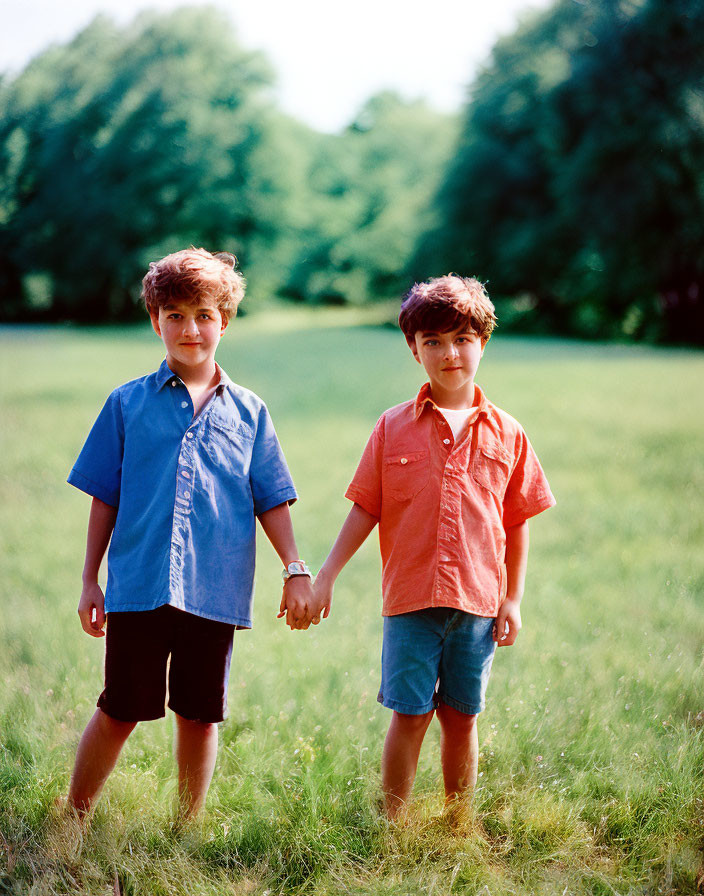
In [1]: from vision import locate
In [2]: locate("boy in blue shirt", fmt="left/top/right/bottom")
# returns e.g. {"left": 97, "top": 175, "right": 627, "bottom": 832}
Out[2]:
{"left": 66, "top": 248, "right": 313, "bottom": 820}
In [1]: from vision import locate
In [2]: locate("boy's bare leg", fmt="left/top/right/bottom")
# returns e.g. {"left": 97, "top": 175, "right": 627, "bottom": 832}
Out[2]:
{"left": 381, "top": 709, "right": 434, "bottom": 819}
{"left": 68, "top": 709, "right": 137, "bottom": 815}
{"left": 174, "top": 713, "right": 218, "bottom": 820}
{"left": 436, "top": 703, "right": 478, "bottom": 803}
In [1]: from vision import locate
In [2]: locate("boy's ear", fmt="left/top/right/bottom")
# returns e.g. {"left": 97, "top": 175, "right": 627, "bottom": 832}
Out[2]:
{"left": 150, "top": 311, "right": 162, "bottom": 338}
{"left": 220, "top": 314, "right": 229, "bottom": 335}
{"left": 407, "top": 335, "right": 421, "bottom": 364}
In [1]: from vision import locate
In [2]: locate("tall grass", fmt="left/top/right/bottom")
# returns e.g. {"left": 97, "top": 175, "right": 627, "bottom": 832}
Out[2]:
{"left": 1, "top": 311, "right": 702, "bottom": 894}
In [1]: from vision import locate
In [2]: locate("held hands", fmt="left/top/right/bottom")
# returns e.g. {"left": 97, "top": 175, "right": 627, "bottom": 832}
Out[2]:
{"left": 277, "top": 570, "right": 334, "bottom": 631}
{"left": 311, "top": 570, "right": 333, "bottom": 623}
{"left": 277, "top": 575, "right": 315, "bottom": 630}
{"left": 493, "top": 597, "right": 522, "bottom": 647}
{"left": 78, "top": 581, "right": 106, "bottom": 637}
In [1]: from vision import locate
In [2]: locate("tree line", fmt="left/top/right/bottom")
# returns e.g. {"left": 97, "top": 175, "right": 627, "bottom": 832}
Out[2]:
{"left": 1, "top": 0, "right": 702, "bottom": 342}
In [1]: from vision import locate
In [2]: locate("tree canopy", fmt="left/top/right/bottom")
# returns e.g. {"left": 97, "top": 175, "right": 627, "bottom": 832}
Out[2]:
{"left": 1, "top": 1, "right": 702, "bottom": 343}
{"left": 0, "top": 11, "right": 455, "bottom": 321}
{"left": 0, "top": 8, "right": 277, "bottom": 320}
{"left": 413, "top": 0, "right": 704, "bottom": 343}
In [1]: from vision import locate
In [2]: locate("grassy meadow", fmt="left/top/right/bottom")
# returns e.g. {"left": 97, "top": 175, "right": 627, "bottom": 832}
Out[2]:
{"left": 0, "top": 311, "right": 702, "bottom": 895}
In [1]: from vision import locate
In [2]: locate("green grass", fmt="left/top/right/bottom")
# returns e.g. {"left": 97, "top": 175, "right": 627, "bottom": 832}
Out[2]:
{"left": 1, "top": 309, "right": 702, "bottom": 895}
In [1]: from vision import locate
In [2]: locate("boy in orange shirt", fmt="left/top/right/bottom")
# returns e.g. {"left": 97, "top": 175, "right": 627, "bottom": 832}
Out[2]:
{"left": 311, "top": 275, "right": 555, "bottom": 818}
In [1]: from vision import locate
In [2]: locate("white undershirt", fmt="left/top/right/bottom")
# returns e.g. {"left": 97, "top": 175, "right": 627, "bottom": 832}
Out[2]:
{"left": 437, "top": 406, "right": 475, "bottom": 440}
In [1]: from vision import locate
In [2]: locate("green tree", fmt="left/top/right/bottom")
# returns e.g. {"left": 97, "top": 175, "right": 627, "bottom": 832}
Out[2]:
{"left": 283, "top": 92, "right": 458, "bottom": 305}
{"left": 416, "top": 0, "right": 704, "bottom": 343}
{"left": 0, "top": 8, "right": 275, "bottom": 320}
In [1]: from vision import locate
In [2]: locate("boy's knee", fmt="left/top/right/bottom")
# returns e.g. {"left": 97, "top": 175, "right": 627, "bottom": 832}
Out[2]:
{"left": 97, "top": 709, "right": 138, "bottom": 738}
{"left": 174, "top": 713, "right": 217, "bottom": 733}
{"left": 393, "top": 709, "right": 435, "bottom": 733}
{"left": 436, "top": 703, "right": 477, "bottom": 734}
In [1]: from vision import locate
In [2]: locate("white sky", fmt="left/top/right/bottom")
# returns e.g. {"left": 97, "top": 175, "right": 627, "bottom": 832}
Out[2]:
{"left": 0, "top": 0, "right": 553, "bottom": 132}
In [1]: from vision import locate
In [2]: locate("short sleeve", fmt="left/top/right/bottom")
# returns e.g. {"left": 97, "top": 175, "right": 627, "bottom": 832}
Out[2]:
{"left": 345, "top": 416, "right": 384, "bottom": 519}
{"left": 249, "top": 403, "right": 297, "bottom": 515}
{"left": 502, "top": 428, "right": 555, "bottom": 529}
{"left": 67, "top": 390, "right": 125, "bottom": 507}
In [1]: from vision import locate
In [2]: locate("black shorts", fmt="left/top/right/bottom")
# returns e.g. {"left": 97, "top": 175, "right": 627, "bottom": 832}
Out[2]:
{"left": 97, "top": 605, "right": 235, "bottom": 723}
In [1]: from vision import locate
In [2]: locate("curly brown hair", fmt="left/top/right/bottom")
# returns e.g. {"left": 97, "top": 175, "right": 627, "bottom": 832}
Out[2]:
{"left": 399, "top": 275, "right": 497, "bottom": 344}
{"left": 141, "top": 248, "right": 245, "bottom": 320}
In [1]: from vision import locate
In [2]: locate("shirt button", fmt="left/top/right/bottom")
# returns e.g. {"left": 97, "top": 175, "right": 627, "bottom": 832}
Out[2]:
{"left": 400, "top": 458, "right": 408, "bottom": 465}
{"left": 181, "top": 401, "right": 189, "bottom": 409}
{"left": 181, "top": 470, "right": 190, "bottom": 478}
{"left": 183, "top": 490, "right": 190, "bottom": 498}
{"left": 443, "top": 438, "right": 451, "bottom": 445}
{"left": 186, "top": 432, "right": 194, "bottom": 439}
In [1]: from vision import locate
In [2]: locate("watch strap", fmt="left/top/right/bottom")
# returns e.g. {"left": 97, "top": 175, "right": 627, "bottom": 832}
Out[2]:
{"left": 282, "top": 560, "right": 312, "bottom": 582}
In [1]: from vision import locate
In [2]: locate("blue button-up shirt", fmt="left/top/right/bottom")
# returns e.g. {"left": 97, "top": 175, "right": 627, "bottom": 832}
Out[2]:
{"left": 68, "top": 360, "right": 297, "bottom": 627}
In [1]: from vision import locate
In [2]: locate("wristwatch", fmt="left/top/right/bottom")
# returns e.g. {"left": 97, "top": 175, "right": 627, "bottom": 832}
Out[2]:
{"left": 281, "top": 560, "right": 312, "bottom": 582}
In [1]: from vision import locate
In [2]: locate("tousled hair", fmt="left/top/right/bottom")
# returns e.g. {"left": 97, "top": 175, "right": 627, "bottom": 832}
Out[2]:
{"left": 398, "top": 275, "right": 497, "bottom": 344}
{"left": 141, "top": 248, "right": 245, "bottom": 320}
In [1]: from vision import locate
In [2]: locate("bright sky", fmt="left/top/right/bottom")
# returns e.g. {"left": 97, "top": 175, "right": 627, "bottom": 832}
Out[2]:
{"left": 0, "top": 0, "right": 553, "bottom": 132}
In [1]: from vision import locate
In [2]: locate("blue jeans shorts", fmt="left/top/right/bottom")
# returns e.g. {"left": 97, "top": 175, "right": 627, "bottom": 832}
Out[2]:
{"left": 378, "top": 607, "right": 497, "bottom": 716}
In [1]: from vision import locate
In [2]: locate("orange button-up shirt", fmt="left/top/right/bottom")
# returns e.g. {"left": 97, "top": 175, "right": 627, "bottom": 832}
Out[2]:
{"left": 345, "top": 383, "right": 555, "bottom": 618}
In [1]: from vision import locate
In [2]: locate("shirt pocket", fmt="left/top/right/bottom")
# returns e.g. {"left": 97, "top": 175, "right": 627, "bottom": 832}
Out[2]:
{"left": 382, "top": 450, "right": 430, "bottom": 502}
{"left": 203, "top": 415, "right": 254, "bottom": 473}
{"left": 471, "top": 438, "right": 511, "bottom": 500}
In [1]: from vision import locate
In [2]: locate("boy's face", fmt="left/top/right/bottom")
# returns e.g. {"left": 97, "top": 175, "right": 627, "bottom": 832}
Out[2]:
{"left": 150, "top": 298, "right": 228, "bottom": 376}
{"left": 410, "top": 324, "right": 485, "bottom": 406}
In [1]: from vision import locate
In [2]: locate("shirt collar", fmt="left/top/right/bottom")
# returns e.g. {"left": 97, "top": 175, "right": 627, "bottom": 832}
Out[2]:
{"left": 413, "top": 382, "right": 490, "bottom": 421}
{"left": 155, "top": 358, "right": 177, "bottom": 390}
{"left": 215, "top": 364, "right": 233, "bottom": 393}
{"left": 155, "top": 358, "right": 232, "bottom": 393}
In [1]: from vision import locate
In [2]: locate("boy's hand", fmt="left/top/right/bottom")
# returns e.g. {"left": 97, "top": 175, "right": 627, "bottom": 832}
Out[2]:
{"left": 493, "top": 597, "right": 521, "bottom": 646}
{"left": 277, "top": 575, "right": 315, "bottom": 630}
{"left": 311, "top": 571, "right": 334, "bottom": 621}
{"left": 78, "top": 582, "right": 106, "bottom": 637}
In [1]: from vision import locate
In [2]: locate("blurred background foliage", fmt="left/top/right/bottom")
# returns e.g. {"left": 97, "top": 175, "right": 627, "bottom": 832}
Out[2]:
{"left": 0, "top": 0, "right": 703, "bottom": 342}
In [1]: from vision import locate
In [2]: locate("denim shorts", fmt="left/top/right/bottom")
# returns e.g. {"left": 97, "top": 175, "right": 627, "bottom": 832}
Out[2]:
{"left": 378, "top": 607, "right": 497, "bottom": 716}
